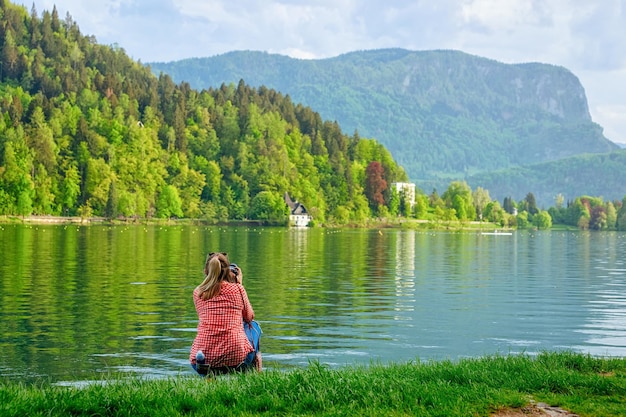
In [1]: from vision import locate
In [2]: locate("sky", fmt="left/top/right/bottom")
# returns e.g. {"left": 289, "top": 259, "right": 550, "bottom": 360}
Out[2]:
{"left": 17, "top": 0, "right": 626, "bottom": 145}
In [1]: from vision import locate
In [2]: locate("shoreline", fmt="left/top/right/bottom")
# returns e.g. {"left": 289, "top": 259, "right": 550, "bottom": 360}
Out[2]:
{"left": 0, "top": 215, "right": 269, "bottom": 227}
{"left": 0, "top": 215, "right": 513, "bottom": 231}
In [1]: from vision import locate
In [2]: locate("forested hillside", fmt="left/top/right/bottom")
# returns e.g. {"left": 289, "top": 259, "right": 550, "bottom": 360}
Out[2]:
{"left": 466, "top": 149, "right": 626, "bottom": 207}
{"left": 0, "top": 0, "right": 407, "bottom": 223}
{"left": 150, "top": 49, "right": 620, "bottom": 201}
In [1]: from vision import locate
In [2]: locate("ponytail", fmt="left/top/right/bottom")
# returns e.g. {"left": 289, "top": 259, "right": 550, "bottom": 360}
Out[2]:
{"left": 197, "top": 253, "right": 230, "bottom": 300}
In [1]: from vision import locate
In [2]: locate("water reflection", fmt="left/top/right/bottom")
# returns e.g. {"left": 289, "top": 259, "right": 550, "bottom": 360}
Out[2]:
{"left": 394, "top": 229, "right": 416, "bottom": 312}
{"left": 575, "top": 233, "right": 626, "bottom": 355}
{"left": 1, "top": 225, "right": 625, "bottom": 385}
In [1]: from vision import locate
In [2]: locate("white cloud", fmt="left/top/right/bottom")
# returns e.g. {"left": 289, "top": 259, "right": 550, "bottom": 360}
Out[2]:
{"left": 594, "top": 104, "right": 626, "bottom": 144}
{"left": 24, "top": 0, "right": 125, "bottom": 37}
{"left": 166, "top": 1, "right": 362, "bottom": 59}
{"left": 460, "top": 0, "right": 551, "bottom": 30}
{"left": 579, "top": 68, "right": 626, "bottom": 144}
{"left": 567, "top": 0, "right": 626, "bottom": 70}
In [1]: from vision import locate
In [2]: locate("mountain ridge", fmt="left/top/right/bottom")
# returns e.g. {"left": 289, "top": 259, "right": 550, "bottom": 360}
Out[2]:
{"left": 149, "top": 49, "right": 619, "bottom": 204}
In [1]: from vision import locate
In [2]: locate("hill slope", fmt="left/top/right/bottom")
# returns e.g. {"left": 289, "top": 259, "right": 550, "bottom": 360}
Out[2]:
{"left": 0, "top": 1, "right": 406, "bottom": 222}
{"left": 149, "top": 49, "right": 619, "bottom": 191}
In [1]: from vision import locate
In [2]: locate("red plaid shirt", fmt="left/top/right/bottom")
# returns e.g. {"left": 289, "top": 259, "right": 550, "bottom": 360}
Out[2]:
{"left": 189, "top": 282, "right": 255, "bottom": 367}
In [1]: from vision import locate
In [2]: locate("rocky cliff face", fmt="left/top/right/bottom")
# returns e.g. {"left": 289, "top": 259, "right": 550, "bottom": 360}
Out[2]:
{"left": 378, "top": 50, "right": 592, "bottom": 122}
{"left": 517, "top": 72, "right": 590, "bottom": 120}
{"left": 502, "top": 64, "right": 590, "bottom": 121}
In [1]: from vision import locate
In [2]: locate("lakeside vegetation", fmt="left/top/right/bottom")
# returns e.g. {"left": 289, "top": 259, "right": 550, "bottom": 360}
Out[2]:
{"left": 1, "top": 1, "right": 625, "bottom": 230}
{"left": 1, "top": 352, "right": 625, "bottom": 416}
{"left": 1, "top": 185, "right": 625, "bottom": 233}
{"left": 0, "top": 0, "right": 406, "bottom": 226}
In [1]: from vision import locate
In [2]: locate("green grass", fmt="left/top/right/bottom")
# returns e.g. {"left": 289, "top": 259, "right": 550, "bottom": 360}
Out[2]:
{"left": 1, "top": 352, "right": 625, "bottom": 416}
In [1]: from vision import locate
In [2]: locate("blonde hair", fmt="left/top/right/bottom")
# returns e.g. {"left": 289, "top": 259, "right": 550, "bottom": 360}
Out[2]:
{"left": 197, "top": 253, "right": 230, "bottom": 300}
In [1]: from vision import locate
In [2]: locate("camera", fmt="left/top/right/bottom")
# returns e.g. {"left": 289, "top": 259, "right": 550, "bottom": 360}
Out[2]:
{"left": 227, "top": 263, "right": 241, "bottom": 283}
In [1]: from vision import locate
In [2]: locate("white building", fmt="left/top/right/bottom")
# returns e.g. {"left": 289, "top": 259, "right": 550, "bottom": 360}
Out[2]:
{"left": 391, "top": 182, "right": 416, "bottom": 208}
{"left": 284, "top": 193, "right": 312, "bottom": 227}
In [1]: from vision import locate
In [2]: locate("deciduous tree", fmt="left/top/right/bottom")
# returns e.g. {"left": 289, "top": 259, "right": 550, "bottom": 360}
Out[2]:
{"left": 617, "top": 197, "right": 626, "bottom": 231}
{"left": 442, "top": 181, "right": 475, "bottom": 220}
{"left": 589, "top": 205, "right": 608, "bottom": 230}
{"left": 249, "top": 190, "right": 287, "bottom": 222}
{"left": 533, "top": 210, "right": 552, "bottom": 230}
{"left": 523, "top": 192, "right": 538, "bottom": 215}
{"left": 472, "top": 187, "right": 490, "bottom": 220}
{"left": 606, "top": 201, "right": 617, "bottom": 230}
{"left": 156, "top": 185, "right": 183, "bottom": 218}
{"left": 364, "top": 161, "right": 386, "bottom": 212}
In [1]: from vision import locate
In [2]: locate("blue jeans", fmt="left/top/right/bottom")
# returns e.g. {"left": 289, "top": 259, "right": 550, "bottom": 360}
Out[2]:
{"left": 193, "top": 320, "right": 262, "bottom": 375}
{"left": 243, "top": 320, "right": 262, "bottom": 366}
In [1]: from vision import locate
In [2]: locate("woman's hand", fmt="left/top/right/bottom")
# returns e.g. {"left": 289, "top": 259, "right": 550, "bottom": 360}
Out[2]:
{"left": 236, "top": 267, "right": 243, "bottom": 284}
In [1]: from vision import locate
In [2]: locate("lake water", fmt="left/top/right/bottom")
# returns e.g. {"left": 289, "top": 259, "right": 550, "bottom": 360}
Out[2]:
{"left": 1, "top": 224, "right": 625, "bottom": 385}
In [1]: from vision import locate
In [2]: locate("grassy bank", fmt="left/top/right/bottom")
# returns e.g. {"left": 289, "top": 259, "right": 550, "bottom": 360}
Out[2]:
{"left": 1, "top": 352, "right": 625, "bottom": 416}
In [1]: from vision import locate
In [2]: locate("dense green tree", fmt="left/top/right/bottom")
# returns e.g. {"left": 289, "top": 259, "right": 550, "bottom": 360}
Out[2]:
{"left": 26, "top": 107, "right": 57, "bottom": 173}
{"left": 399, "top": 191, "right": 412, "bottom": 217}
{"left": 442, "top": 181, "right": 475, "bottom": 221}
{"left": 248, "top": 190, "right": 287, "bottom": 222}
{"left": 516, "top": 211, "right": 529, "bottom": 229}
{"left": 32, "top": 163, "right": 55, "bottom": 214}
{"left": 171, "top": 161, "right": 205, "bottom": 218}
{"left": 414, "top": 194, "right": 429, "bottom": 219}
{"left": 429, "top": 189, "right": 444, "bottom": 209}
{"left": 0, "top": 139, "right": 34, "bottom": 215}
{"left": 472, "top": 187, "right": 490, "bottom": 221}
{"left": 227, "top": 174, "right": 249, "bottom": 219}
{"left": 452, "top": 194, "right": 467, "bottom": 221}
{"left": 348, "top": 192, "right": 369, "bottom": 223}
{"left": 16, "top": 187, "right": 33, "bottom": 216}
{"left": 195, "top": 157, "right": 221, "bottom": 202}
{"left": 215, "top": 100, "right": 240, "bottom": 157}
{"left": 548, "top": 205, "right": 566, "bottom": 224}
{"left": 105, "top": 180, "right": 119, "bottom": 219}
{"left": 606, "top": 202, "right": 617, "bottom": 230}
{"left": 220, "top": 185, "right": 238, "bottom": 220}
{"left": 0, "top": 188, "right": 11, "bottom": 213}
{"left": 156, "top": 184, "right": 183, "bottom": 218}
{"left": 617, "top": 198, "right": 626, "bottom": 231}
{"left": 84, "top": 157, "right": 112, "bottom": 213}
{"left": 484, "top": 201, "right": 504, "bottom": 224}
{"left": 2, "top": 29, "right": 21, "bottom": 79}
{"left": 564, "top": 198, "right": 589, "bottom": 226}
{"left": 522, "top": 192, "right": 538, "bottom": 215}
{"left": 331, "top": 205, "right": 350, "bottom": 224}
{"left": 502, "top": 196, "right": 515, "bottom": 214}
{"left": 388, "top": 188, "right": 400, "bottom": 216}
{"left": 532, "top": 210, "right": 552, "bottom": 229}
